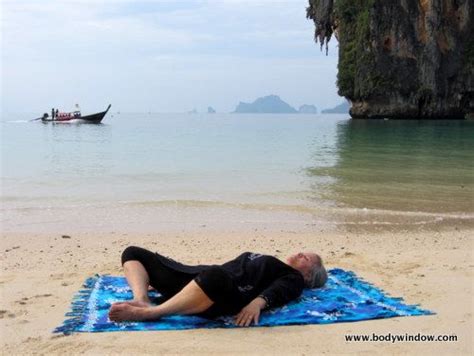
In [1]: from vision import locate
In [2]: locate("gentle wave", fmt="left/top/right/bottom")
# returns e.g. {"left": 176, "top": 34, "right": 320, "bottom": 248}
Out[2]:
{"left": 100, "top": 199, "right": 474, "bottom": 219}
{"left": 3, "top": 197, "right": 474, "bottom": 220}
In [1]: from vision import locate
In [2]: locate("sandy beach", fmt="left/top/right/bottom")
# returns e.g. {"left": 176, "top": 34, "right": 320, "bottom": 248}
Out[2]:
{"left": 3, "top": 0, "right": 474, "bottom": 354}
{"left": 1, "top": 226, "right": 472, "bottom": 355}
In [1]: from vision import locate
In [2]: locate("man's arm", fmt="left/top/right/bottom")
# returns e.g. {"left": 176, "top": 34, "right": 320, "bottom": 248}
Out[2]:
{"left": 234, "top": 273, "right": 304, "bottom": 327}
{"left": 259, "top": 273, "right": 304, "bottom": 309}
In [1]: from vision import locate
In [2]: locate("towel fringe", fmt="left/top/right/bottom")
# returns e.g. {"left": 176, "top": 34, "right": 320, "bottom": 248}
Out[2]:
{"left": 53, "top": 274, "right": 101, "bottom": 335}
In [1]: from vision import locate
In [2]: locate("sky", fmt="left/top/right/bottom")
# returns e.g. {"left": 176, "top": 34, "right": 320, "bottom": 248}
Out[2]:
{"left": 1, "top": 0, "right": 341, "bottom": 114}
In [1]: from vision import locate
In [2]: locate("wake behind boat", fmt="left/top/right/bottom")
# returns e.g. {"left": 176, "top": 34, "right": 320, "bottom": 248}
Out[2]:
{"left": 35, "top": 104, "right": 111, "bottom": 124}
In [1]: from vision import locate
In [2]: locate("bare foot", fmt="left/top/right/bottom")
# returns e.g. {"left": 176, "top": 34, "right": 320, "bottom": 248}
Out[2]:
{"left": 108, "top": 304, "right": 155, "bottom": 322}
{"left": 113, "top": 300, "right": 152, "bottom": 308}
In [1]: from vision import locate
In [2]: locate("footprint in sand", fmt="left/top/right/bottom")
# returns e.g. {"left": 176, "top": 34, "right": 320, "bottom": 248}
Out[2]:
{"left": 24, "top": 336, "right": 42, "bottom": 342}
{"left": 49, "top": 273, "right": 78, "bottom": 280}
{"left": 15, "top": 294, "right": 52, "bottom": 305}
{"left": 5, "top": 309, "right": 28, "bottom": 318}
{"left": 398, "top": 262, "right": 422, "bottom": 274}
{"left": 0, "top": 310, "right": 18, "bottom": 319}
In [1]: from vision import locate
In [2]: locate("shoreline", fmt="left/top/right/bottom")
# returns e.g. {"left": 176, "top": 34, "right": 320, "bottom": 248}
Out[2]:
{"left": 2, "top": 202, "right": 473, "bottom": 235}
{"left": 1, "top": 227, "right": 472, "bottom": 354}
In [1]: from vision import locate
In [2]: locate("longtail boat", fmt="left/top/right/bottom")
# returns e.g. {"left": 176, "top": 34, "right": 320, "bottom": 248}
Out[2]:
{"left": 36, "top": 104, "right": 111, "bottom": 123}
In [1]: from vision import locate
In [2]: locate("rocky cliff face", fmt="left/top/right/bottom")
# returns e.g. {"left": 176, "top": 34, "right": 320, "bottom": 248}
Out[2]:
{"left": 307, "top": 0, "right": 474, "bottom": 119}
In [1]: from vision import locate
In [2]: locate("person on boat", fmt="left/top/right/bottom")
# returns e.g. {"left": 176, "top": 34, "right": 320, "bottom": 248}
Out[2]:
{"left": 55, "top": 109, "right": 59, "bottom": 118}
{"left": 108, "top": 247, "right": 327, "bottom": 326}
{"left": 51, "top": 108, "right": 55, "bottom": 120}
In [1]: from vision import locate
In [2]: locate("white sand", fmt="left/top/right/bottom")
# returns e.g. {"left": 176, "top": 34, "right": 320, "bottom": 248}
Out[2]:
{"left": 1, "top": 228, "right": 472, "bottom": 355}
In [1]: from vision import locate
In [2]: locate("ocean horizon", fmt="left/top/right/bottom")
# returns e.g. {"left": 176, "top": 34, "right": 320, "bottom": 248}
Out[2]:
{"left": 1, "top": 113, "right": 473, "bottom": 233}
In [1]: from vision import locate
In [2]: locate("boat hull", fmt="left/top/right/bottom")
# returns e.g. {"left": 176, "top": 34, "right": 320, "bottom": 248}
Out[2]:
{"left": 41, "top": 105, "right": 111, "bottom": 124}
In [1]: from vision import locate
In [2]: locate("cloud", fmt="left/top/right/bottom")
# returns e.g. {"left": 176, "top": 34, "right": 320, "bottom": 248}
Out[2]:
{"left": 1, "top": 0, "right": 341, "bottom": 113}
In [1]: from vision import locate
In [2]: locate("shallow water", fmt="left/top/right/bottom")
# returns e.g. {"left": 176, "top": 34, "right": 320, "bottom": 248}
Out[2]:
{"left": 1, "top": 113, "right": 473, "bottom": 232}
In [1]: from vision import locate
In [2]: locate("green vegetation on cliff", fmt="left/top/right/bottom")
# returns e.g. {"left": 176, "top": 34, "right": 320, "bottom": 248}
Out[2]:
{"left": 307, "top": 0, "right": 473, "bottom": 119}
{"left": 463, "top": 38, "right": 474, "bottom": 71}
{"left": 334, "top": 0, "right": 389, "bottom": 99}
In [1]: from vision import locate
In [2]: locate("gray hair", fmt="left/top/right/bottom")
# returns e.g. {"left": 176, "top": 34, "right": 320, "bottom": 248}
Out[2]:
{"left": 307, "top": 257, "right": 328, "bottom": 289}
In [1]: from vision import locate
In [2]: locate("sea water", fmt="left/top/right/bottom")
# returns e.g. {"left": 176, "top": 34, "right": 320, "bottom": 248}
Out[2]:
{"left": 1, "top": 113, "right": 473, "bottom": 232}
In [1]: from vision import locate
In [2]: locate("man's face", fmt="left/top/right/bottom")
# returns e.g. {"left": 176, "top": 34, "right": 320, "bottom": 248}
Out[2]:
{"left": 287, "top": 252, "right": 319, "bottom": 275}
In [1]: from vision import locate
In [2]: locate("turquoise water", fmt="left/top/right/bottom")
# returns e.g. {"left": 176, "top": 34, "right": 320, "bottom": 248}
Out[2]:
{"left": 1, "top": 113, "right": 473, "bottom": 232}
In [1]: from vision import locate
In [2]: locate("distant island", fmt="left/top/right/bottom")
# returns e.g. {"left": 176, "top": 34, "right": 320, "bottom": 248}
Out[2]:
{"left": 207, "top": 106, "right": 216, "bottom": 114}
{"left": 234, "top": 95, "right": 298, "bottom": 114}
{"left": 322, "top": 101, "right": 350, "bottom": 114}
{"left": 298, "top": 104, "right": 318, "bottom": 114}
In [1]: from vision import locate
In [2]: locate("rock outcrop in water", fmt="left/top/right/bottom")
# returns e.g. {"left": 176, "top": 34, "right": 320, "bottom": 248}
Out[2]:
{"left": 298, "top": 104, "right": 318, "bottom": 114}
{"left": 234, "top": 95, "right": 298, "bottom": 113}
{"left": 307, "top": 0, "right": 474, "bottom": 119}
{"left": 322, "top": 101, "right": 350, "bottom": 113}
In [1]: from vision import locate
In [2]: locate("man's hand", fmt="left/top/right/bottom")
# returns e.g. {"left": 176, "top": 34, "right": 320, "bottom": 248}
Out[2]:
{"left": 235, "top": 296, "right": 267, "bottom": 327}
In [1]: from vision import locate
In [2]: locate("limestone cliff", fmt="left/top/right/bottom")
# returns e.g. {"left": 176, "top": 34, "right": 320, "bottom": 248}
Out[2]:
{"left": 307, "top": 0, "right": 474, "bottom": 119}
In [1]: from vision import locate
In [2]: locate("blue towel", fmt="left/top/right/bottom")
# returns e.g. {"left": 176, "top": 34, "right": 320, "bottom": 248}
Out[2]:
{"left": 54, "top": 268, "right": 433, "bottom": 334}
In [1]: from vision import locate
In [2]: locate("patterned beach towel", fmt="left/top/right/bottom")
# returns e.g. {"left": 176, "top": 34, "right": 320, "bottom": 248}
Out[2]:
{"left": 54, "top": 268, "right": 433, "bottom": 334}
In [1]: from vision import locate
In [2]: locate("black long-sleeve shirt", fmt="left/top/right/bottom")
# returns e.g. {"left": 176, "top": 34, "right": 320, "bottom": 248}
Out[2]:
{"left": 157, "top": 251, "right": 304, "bottom": 309}
{"left": 219, "top": 252, "right": 304, "bottom": 308}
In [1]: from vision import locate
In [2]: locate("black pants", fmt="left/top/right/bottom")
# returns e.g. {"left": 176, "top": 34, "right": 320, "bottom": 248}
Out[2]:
{"left": 121, "top": 246, "right": 242, "bottom": 317}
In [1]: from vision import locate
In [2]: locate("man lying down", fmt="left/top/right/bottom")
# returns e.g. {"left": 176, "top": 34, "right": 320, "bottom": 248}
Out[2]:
{"left": 108, "top": 246, "right": 328, "bottom": 327}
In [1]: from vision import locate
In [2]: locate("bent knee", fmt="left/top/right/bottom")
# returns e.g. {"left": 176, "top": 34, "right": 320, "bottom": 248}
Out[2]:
{"left": 121, "top": 246, "right": 149, "bottom": 265}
